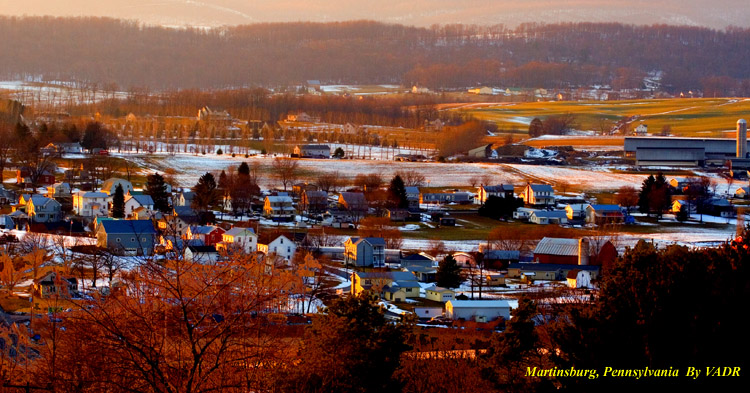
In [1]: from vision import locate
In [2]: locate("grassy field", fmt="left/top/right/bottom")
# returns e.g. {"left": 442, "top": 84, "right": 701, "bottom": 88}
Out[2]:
{"left": 451, "top": 98, "right": 750, "bottom": 138}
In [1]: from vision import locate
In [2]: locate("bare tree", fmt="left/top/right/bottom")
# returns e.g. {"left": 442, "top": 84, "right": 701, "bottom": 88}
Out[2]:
{"left": 316, "top": 171, "right": 342, "bottom": 193}
{"left": 397, "top": 170, "right": 427, "bottom": 187}
{"left": 271, "top": 157, "right": 300, "bottom": 191}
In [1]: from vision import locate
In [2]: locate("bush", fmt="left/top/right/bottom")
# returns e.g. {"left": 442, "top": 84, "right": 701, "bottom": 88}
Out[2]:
{"left": 217, "top": 149, "right": 223, "bottom": 155}
{"left": 231, "top": 153, "right": 236, "bottom": 157}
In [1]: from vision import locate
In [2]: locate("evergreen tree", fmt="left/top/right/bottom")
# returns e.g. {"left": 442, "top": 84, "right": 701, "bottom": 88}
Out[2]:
{"left": 191, "top": 172, "right": 220, "bottom": 213}
{"left": 388, "top": 175, "right": 408, "bottom": 208}
{"left": 112, "top": 184, "right": 125, "bottom": 218}
{"left": 436, "top": 254, "right": 462, "bottom": 288}
{"left": 479, "top": 195, "right": 524, "bottom": 219}
{"left": 145, "top": 173, "right": 171, "bottom": 213}
{"left": 333, "top": 147, "right": 345, "bottom": 158}
{"left": 638, "top": 174, "right": 656, "bottom": 215}
{"left": 281, "top": 295, "right": 410, "bottom": 393}
{"left": 237, "top": 162, "right": 250, "bottom": 177}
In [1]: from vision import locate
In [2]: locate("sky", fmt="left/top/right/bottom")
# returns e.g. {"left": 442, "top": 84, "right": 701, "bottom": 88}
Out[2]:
{"left": 0, "top": 0, "right": 748, "bottom": 29}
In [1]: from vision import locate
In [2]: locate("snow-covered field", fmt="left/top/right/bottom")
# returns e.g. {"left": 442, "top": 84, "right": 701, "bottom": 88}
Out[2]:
{"left": 125, "top": 150, "right": 670, "bottom": 191}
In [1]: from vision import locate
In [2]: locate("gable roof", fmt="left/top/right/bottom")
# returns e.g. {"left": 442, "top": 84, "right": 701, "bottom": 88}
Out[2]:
{"left": 266, "top": 195, "right": 293, "bottom": 203}
{"left": 129, "top": 195, "right": 155, "bottom": 206}
{"left": 531, "top": 210, "right": 567, "bottom": 219}
{"left": 529, "top": 184, "right": 554, "bottom": 193}
{"left": 30, "top": 195, "right": 61, "bottom": 209}
{"left": 588, "top": 204, "right": 622, "bottom": 212}
{"left": 448, "top": 300, "right": 512, "bottom": 308}
{"left": 224, "top": 227, "right": 256, "bottom": 237}
{"left": 100, "top": 219, "right": 157, "bottom": 235}
{"left": 299, "top": 144, "right": 330, "bottom": 150}
{"left": 339, "top": 192, "right": 366, "bottom": 204}
{"left": 348, "top": 237, "right": 385, "bottom": 247}
{"left": 190, "top": 225, "right": 221, "bottom": 235}
{"left": 534, "top": 237, "right": 579, "bottom": 256}
{"left": 482, "top": 184, "right": 514, "bottom": 192}
{"left": 401, "top": 253, "right": 433, "bottom": 262}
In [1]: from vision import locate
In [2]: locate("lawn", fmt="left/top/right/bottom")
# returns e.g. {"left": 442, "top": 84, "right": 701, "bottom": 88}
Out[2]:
{"left": 453, "top": 98, "right": 750, "bottom": 138}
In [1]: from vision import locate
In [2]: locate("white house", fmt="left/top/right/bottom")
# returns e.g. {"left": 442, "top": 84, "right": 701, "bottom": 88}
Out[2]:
{"left": 257, "top": 234, "right": 296, "bottom": 262}
{"left": 73, "top": 191, "right": 109, "bottom": 217}
{"left": 522, "top": 184, "right": 555, "bottom": 206}
{"left": 512, "top": 207, "right": 539, "bottom": 220}
{"left": 217, "top": 227, "right": 257, "bottom": 254}
{"left": 124, "top": 195, "right": 155, "bottom": 218}
{"left": 445, "top": 300, "right": 513, "bottom": 322}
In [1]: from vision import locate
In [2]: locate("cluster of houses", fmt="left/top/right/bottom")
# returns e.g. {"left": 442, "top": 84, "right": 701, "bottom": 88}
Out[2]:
{"left": 345, "top": 233, "right": 615, "bottom": 324}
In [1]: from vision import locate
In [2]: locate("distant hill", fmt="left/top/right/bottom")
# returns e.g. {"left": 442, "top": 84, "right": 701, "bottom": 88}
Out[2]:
{"left": 0, "top": 17, "right": 749, "bottom": 94}
{"left": 2, "top": 0, "right": 749, "bottom": 30}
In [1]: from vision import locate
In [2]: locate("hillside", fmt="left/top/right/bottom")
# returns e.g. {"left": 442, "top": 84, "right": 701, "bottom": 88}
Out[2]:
{"left": 0, "top": 17, "right": 749, "bottom": 93}
{"left": 2, "top": 0, "right": 748, "bottom": 29}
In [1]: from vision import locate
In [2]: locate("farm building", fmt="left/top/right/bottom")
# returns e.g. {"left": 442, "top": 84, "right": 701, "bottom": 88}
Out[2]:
{"left": 533, "top": 237, "right": 588, "bottom": 265}
{"left": 445, "top": 300, "right": 513, "bottom": 322}
{"left": 293, "top": 144, "right": 330, "bottom": 158}
{"left": 529, "top": 210, "right": 568, "bottom": 225}
{"left": 477, "top": 184, "right": 515, "bottom": 204}
{"left": 507, "top": 263, "right": 600, "bottom": 281}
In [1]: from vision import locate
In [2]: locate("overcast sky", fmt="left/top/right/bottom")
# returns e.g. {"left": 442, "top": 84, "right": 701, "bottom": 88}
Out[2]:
{"left": 1, "top": 1, "right": 747, "bottom": 29}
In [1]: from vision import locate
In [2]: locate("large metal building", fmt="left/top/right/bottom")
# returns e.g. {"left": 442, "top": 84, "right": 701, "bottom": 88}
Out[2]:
{"left": 624, "top": 119, "right": 748, "bottom": 167}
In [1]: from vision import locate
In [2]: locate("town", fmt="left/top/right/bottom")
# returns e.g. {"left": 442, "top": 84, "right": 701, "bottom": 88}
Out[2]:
{"left": 0, "top": 10, "right": 748, "bottom": 393}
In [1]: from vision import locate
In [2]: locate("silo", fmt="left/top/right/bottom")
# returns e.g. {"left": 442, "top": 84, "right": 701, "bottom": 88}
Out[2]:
{"left": 738, "top": 119, "right": 747, "bottom": 158}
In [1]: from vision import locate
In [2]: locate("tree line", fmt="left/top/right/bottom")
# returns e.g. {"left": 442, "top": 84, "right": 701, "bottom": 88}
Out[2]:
{"left": 1, "top": 17, "right": 749, "bottom": 94}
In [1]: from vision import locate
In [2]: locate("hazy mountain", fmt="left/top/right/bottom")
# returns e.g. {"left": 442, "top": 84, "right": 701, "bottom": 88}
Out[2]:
{"left": 1, "top": 0, "right": 748, "bottom": 29}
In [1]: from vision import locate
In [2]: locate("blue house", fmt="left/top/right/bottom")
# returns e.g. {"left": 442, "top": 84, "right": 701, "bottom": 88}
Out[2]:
{"left": 96, "top": 219, "right": 157, "bottom": 255}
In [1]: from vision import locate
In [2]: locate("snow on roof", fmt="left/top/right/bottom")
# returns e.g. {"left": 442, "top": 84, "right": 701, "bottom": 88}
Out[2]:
{"left": 225, "top": 227, "right": 256, "bottom": 237}
{"left": 534, "top": 237, "right": 579, "bottom": 256}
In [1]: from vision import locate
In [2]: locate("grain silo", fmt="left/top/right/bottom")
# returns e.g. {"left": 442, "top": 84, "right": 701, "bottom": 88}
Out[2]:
{"left": 737, "top": 119, "right": 747, "bottom": 158}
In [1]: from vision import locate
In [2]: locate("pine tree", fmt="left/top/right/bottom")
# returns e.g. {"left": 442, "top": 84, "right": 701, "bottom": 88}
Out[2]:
{"left": 146, "top": 173, "right": 170, "bottom": 213}
{"left": 191, "top": 172, "right": 220, "bottom": 213}
{"left": 638, "top": 174, "right": 656, "bottom": 215}
{"left": 388, "top": 175, "right": 408, "bottom": 208}
{"left": 436, "top": 254, "right": 463, "bottom": 288}
{"left": 238, "top": 162, "right": 250, "bottom": 177}
{"left": 112, "top": 184, "right": 125, "bottom": 218}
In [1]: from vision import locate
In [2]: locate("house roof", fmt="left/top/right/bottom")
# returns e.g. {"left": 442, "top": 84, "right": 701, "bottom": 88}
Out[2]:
{"left": 180, "top": 191, "right": 196, "bottom": 200}
{"left": 225, "top": 227, "right": 256, "bottom": 237}
{"left": 529, "top": 184, "right": 554, "bottom": 193}
{"left": 531, "top": 210, "right": 568, "bottom": 219}
{"left": 339, "top": 192, "right": 366, "bottom": 204}
{"left": 588, "top": 204, "right": 622, "bottom": 212}
{"left": 566, "top": 269, "right": 581, "bottom": 279}
{"left": 304, "top": 190, "right": 328, "bottom": 199}
{"left": 190, "top": 225, "right": 221, "bottom": 235}
{"left": 356, "top": 271, "right": 416, "bottom": 281}
{"left": 482, "top": 184, "right": 514, "bottom": 192}
{"left": 448, "top": 300, "right": 512, "bottom": 308}
{"left": 349, "top": 236, "right": 385, "bottom": 246}
{"left": 101, "top": 178, "right": 132, "bottom": 193}
{"left": 426, "top": 286, "right": 454, "bottom": 293}
{"left": 100, "top": 219, "right": 156, "bottom": 235}
{"left": 299, "top": 144, "right": 330, "bottom": 150}
{"left": 30, "top": 195, "right": 61, "bottom": 209}
{"left": 266, "top": 195, "right": 293, "bottom": 203}
{"left": 401, "top": 253, "right": 433, "bottom": 262}
{"left": 508, "top": 262, "right": 600, "bottom": 272}
{"left": 187, "top": 245, "right": 218, "bottom": 253}
{"left": 129, "top": 194, "right": 154, "bottom": 206}
{"left": 174, "top": 206, "right": 198, "bottom": 217}
{"left": 404, "top": 187, "right": 420, "bottom": 194}
{"left": 78, "top": 191, "right": 107, "bottom": 198}
{"left": 534, "top": 237, "right": 579, "bottom": 256}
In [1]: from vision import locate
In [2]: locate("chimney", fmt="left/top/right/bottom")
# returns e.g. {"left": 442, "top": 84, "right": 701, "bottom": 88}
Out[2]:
{"left": 737, "top": 119, "right": 747, "bottom": 158}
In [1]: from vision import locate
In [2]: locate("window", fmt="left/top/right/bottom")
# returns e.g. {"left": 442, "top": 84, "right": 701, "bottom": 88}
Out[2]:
{"left": 131, "top": 237, "right": 135, "bottom": 242}
{"left": 280, "top": 238, "right": 284, "bottom": 244}
{"left": 142, "top": 237, "right": 147, "bottom": 242}
{"left": 116, "top": 238, "right": 121, "bottom": 242}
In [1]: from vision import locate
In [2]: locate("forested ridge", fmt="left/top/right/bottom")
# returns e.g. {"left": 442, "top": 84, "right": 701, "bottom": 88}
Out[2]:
{"left": 1, "top": 16, "right": 749, "bottom": 94}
